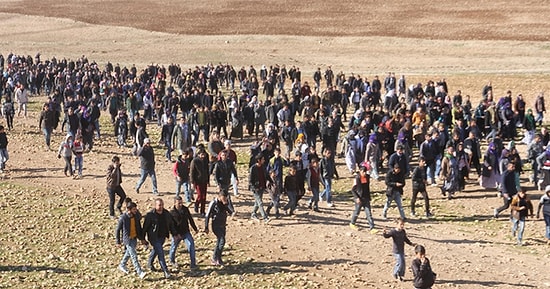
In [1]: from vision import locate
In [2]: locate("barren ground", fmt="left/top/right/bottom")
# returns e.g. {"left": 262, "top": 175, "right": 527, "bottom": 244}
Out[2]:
{"left": 0, "top": 1, "right": 549, "bottom": 288}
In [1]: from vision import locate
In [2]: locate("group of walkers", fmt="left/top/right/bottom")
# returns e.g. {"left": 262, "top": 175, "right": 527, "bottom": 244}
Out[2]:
{"left": 3, "top": 52, "right": 550, "bottom": 285}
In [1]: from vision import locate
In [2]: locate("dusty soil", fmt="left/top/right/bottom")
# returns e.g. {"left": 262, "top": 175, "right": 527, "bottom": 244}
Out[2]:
{"left": 0, "top": 1, "right": 550, "bottom": 288}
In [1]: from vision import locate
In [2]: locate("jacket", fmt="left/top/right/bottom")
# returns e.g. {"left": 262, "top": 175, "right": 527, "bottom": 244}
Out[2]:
{"left": 385, "top": 170, "right": 405, "bottom": 195}
{"left": 137, "top": 145, "right": 155, "bottom": 170}
{"left": 173, "top": 156, "right": 190, "bottom": 181}
{"left": 170, "top": 205, "right": 197, "bottom": 235}
{"left": 115, "top": 211, "right": 144, "bottom": 245}
{"left": 510, "top": 194, "right": 533, "bottom": 220}
{"left": 142, "top": 209, "right": 177, "bottom": 243}
{"left": 214, "top": 159, "right": 238, "bottom": 188}
{"left": 205, "top": 198, "right": 233, "bottom": 230}
{"left": 352, "top": 174, "right": 370, "bottom": 204}
{"left": 106, "top": 163, "right": 122, "bottom": 188}
{"left": 411, "top": 258, "right": 436, "bottom": 289}
{"left": 501, "top": 169, "right": 517, "bottom": 197}
{"left": 190, "top": 156, "right": 209, "bottom": 185}
{"left": 249, "top": 163, "right": 268, "bottom": 191}
{"left": 320, "top": 156, "right": 338, "bottom": 180}
{"left": 411, "top": 166, "right": 426, "bottom": 191}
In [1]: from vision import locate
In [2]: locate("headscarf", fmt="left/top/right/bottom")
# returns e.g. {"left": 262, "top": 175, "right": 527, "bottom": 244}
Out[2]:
{"left": 368, "top": 133, "right": 377, "bottom": 144}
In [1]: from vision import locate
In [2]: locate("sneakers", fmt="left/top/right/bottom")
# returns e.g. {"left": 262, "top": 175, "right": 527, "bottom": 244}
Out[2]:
{"left": 326, "top": 202, "right": 334, "bottom": 208}
{"left": 211, "top": 259, "right": 220, "bottom": 266}
{"left": 410, "top": 211, "right": 416, "bottom": 217}
{"left": 118, "top": 265, "right": 129, "bottom": 274}
{"left": 190, "top": 264, "right": 198, "bottom": 270}
{"left": 250, "top": 214, "right": 260, "bottom": 221}
{"left": 139, "top": 271, "right": 147, "bottom": 279}
{"left": 264, "top": 218, "right": 271, "bottom": 224}
{"left": 164, "top": 271, "right": 171, "bottom": 279}
{"left": 493, "top": 208, "right": 499, "bottom": 218}
{"left": 349, "top": 223, "right": 359, "bottom": 230}
{"left": 426, "top": 212, "right": 433, "bottom": 218}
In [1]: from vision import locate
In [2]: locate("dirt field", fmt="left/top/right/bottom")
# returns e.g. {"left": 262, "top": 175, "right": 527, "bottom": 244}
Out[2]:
{"left": 0, "top": 1, "right": 550, "bottom": 288}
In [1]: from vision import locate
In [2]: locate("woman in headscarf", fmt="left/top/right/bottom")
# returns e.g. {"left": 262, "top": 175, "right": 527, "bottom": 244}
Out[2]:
{"left": 480, "top": 142, "right": 501, "bottom": 189}
{"left": 522, "top": 108, "right": 536, "bottom": 144}
{"left": 364, "top": 133, "right": 381, "bottom": 181}
{"left": 440, "top": 144, "right": 459, "bottom": 199}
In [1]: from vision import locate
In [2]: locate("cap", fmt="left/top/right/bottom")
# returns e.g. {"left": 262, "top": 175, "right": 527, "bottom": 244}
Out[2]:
{"left": 143, "top": 138, "right": 150, "bottom": 144}
{"left": 224, "top": 140, "right": 231, "bottom": 146}
{"left": 545, "top": 185, "right": 550, "bottom": 193}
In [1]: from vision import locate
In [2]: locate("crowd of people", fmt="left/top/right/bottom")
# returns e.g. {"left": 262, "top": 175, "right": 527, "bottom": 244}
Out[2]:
{"left": 2, "top": 52, "right": 550, "bottom": 283}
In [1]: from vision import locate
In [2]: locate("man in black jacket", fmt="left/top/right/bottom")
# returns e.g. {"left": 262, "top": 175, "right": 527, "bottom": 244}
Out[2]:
{"left": 411, "top": 157, "right": 432, "bottom": 217}
{"left": 190, "top": 149, "right": 210, "bottom": 216}
{"left": 383, "top": 164, "right": 407, "bottom": 220}
{"left": 135, "top": 138, "right": 158, "bottom": 195}
{"left": 143, "top": 198, "right": 179, "bottom": 279}
{"left": 205, "top": 191, "right": 233, "bottom": 266}
{"left": 168, "top": 196, "right": 198, "bottom": 269}
{"left": 494, "top": 162, "right": 517, "bottom": 218}
{"left": 249, "top": 154, "right": 270, "bottom": 223}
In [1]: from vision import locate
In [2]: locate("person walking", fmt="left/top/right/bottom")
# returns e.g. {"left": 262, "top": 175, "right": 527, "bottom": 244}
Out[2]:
{"left": 0, "top": 125, "right": 8, "bottom": 173}
{"left": 383, "top": 164, "right": 407, "bottom": 220}
{"left": 106, "top": 156, "right": 127, "bottom": 219}
{"left": 115, "top": 201, "right": 147, "bottom": 279}
{"left": 494, "top": 162, "right": 517, "bottom": 218}
{"left": 306, "top": 157, "right": 321, "bottom": 212}
{"left": 190, "top": 149, "right": 210, "bottom": 217}
{"left": 411, "top": 157, "right": 432, "bottom": 217}
{"left": 173, "top": 150, "right": 192, "bottom": 201}
{"left": 536, "top": 186, "right": 550, "bottom": 244}
{"left": 135, "top": 138, "right": 159, "bottom": 195}
{"left": 383, "top": 218, "right": 416, "bottom": 282}
{"left": 510, "top": 188, "right": 534, "bottom": 246}
{"left": 57, "top": 134, "right": 74, "bottom": 177}
{"left": 320, "top": 149, "right": 339, "bottom": 207}
{"left": 440, "top": 145, "right": 459, "bottom": 200}
{"left": 142, "top": 198, "right": 180, "bottom": 279}
{"left": 349, "top": 166, "right": 375, "bottom": 230}
{"left": 169, "top": 196, "right": 199, "bottom": 269}
{"left": 249, "top": 154, "right": 270, "bottom": 223}
{"left": 39, "top": 103, "right": 56, "bottom": 150}
{"left": 205, "top": 191, "right": 234, "bottom": 266}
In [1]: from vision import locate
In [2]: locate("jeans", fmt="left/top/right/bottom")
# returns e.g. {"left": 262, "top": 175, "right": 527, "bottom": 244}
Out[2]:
{"left": 135, "top": 168, "right": 158, "bottom": 194}
{"left": 175, "top": 179, "right": 190, "bottom": 201}
{"left": 42, "top": 127, "right": 52, "bottom": 147}
{"left": 165, "top": 140, "right": 172, "bottom": 161}
{"left": 149, "top": 239, "right": 168, "bottom": 273}
{"left": 434, "top": 157, "right": 442, "bottom": 179}
{"left": 74, "top": 155, "right": 83, "bottom": 176}
{"left": 283, "top": 190, "right": 297, "bottom": 214}
{"left": 383, "top": 192, "right": 406, "bottom": 219}
{"left": 212, "top": 226, "right": 226, "bottom": 263}
{"left": 120, "top": 238, "right": 144, "bottom": 275}
{"left": 168, "top": 232, "right": 196, "bottom": 266}
{"left": 252, "top": 189, "right": 268, "bottom": 219}
{"left": 536, "top": 112, "right": 544, "bottom": 125}
{"left": 426, "top": 161, "right": 435, "bottom": 183}
{"left": 320, "top": 178, "right": 333, "bottom": 203}
{"left": 511, "top": 217, "right": 525, "bottom": 244}
{"left": 307, "top": 187, "right": 320, "bottom": 210}
{"left": 544, "top": 214, "right": 550, "bottom": 240}
{"left": 350, "top": 200, "right": 374, "bottom": 229}
{"left": 93, "top": 119, "right": 101, "bottom": 138}
{"left": 231, "top": 174, "right": 239, "bottom": 196}
{"left": 0, "top": 148, "right": 9, "bottom": 170}
{"left": 393, "top": 253, "right": 406, "bottom": 277}
{"left": 107, "top": 186, "right": 127, "bottom": 217}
